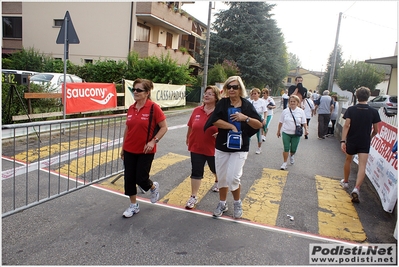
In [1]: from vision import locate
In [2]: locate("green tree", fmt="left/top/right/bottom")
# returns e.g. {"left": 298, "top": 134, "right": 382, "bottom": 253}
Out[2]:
{"left": 209, "top": 2, "right": 288, "bottom": 89}
{"left": 320, "top": 45, "right": 344, "bottom": 92}
{"left": 207, "top": 63, "right": 227, "bottom": 85}
{"left": 288, "top": 52, "right": 301, "bottom": 71}
{"left": 337, "top": 60, "right": 385, "bottom": 104}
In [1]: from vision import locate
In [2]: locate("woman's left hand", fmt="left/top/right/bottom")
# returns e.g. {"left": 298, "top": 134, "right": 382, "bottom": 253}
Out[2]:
{"left": 143, "top": 140, "right": 155, "bottom": 154}
{"left": 230, "top": 112, "right": 245, "bottom": 122}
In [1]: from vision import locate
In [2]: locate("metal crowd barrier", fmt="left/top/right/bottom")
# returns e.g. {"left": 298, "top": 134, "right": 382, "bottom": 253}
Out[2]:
{"left": 2, "top": 114, "right": 126, "bottom": 218}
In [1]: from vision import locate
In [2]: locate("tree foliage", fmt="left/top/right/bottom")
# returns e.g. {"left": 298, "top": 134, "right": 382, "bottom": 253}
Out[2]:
{"left": 319, "top": 45, "right": 344, "bottom": 92}
{"left": 337, "top": 60, "right": 385, "bottom": 103}
{"left": 208, "top": 2, "right": 288, "bottom": 89}
{"left": 288, "top": 52, "right": 301, "bottom": 71}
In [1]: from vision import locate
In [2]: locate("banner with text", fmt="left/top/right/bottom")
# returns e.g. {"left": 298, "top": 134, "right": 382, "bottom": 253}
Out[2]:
{"left": 124, "top": 79, "right": 186, "bottom": 108}
{"left": 64, "top": 83, "right": 117, "bottom": 114}
{"left": 354, "top": 121, "right": 397, "bottom": 213}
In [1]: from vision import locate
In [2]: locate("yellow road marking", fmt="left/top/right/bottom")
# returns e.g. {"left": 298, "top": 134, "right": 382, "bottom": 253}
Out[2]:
{"left": 242, "top": 168, "right": 288, "bottom": 225}
{"left": 100, "top": 152, "right": 189, "bottom": 192}
{"left": 316, "top": 175, "right": 367, "bottom": 242}
{"left": 160, "top": 168, "right": 215, "bottom": 206}
{"left": 14, "top": 138, "right": 106, "bottom": 163}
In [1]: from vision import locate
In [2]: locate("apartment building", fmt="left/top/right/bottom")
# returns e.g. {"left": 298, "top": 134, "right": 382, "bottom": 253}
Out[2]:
{"left": 2, "top": 2, "right": 206, "bottom": 70}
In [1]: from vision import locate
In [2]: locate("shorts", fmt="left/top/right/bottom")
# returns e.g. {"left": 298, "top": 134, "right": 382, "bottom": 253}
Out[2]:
{"left": 345, "top": 142, "right": 370, "bottom": 155}
{"left": 190, "top": 152, "right": 216, "bottom": 179}
{"left": 215, "top": 149, "right": 247, "bottom": 191}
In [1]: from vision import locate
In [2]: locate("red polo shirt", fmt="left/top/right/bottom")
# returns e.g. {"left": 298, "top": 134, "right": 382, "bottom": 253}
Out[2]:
{"left": 187, "top": 106, "right": 218, "bottom": 156}
{"left": 123, "top": 100, "right": 166, "bottom": 154}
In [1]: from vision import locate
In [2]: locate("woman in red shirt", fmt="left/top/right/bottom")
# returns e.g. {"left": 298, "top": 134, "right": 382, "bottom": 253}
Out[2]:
{"left": 185, "top": 86, "right": 221, "bottom": 209}
{"left": 120, "top": 78, "right": 168, "bottom": 218}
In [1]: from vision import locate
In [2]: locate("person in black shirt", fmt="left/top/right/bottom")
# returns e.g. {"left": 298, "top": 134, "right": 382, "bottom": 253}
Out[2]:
{"left": 288, "top": 76, "right": 308, "bottom": 103}
{"left": 339, "top": 87, "right": 381, "bottom": 203}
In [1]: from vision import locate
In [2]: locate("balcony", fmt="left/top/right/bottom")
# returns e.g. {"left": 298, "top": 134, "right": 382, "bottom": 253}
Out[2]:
{"left": 133, "top": 41, "right": 192, "bottom": 65}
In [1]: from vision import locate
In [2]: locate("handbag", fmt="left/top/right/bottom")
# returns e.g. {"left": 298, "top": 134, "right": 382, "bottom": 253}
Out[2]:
{"left": 289, "top": 108, "right": 303, "bottom": 136}
{"left": 227, "top": 130, "right": 242, "bottom": 150}
{"left": 146, "top": 104, "right": 160, "bottom": 143}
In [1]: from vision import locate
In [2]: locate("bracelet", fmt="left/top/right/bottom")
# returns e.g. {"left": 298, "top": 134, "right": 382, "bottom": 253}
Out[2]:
{"left": 340, "top": 140, "right": 346, "bottom": 143}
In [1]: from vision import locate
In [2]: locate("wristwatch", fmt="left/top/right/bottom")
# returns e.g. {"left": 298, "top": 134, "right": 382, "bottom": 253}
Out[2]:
{"left": 153, "top": 137, "right": 159, "bottom": 143}
{"left": 245, "top": 117, "right": 250, "bottom": 123}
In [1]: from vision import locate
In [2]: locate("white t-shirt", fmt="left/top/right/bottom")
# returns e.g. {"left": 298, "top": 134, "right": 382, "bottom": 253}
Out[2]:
{"left": 250, "top": 98, "right": 267, "bottom": 119}
{"left": 303, "top": 98, "right": 315, "bottom": 119}
{"left": 263, "top": 96, "right": 276, "bottom": 116}
{"left": 279, "top": 107, "right": 306, "bottom": 135}
{"left": 282, "top": 93, "right": 289, "bottom": 100}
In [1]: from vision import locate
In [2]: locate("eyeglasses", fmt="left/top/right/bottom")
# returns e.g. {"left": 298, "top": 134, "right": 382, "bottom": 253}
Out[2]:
{"left": 130, "top": 88, "right": 146, "bottom": 93}
{"left": 204, "top": 93, "right": 215, "bottom": 96}
{"left": 227, "top": 84, "right": 240, "bottom": 90}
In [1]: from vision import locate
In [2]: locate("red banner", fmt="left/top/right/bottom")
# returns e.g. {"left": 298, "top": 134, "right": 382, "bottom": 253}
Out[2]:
{"left": 64, "top": 83, "right": 117, "bottom": 114}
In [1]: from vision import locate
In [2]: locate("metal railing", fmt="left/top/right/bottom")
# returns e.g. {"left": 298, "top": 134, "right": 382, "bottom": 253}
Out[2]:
{"left": 2, "top": 114, "right": 126, "bottom": 217}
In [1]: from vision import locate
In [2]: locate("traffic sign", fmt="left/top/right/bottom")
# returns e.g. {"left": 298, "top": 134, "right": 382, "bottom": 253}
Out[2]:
{"left": 56, "top": 11, "right": 80, "bottom": 44}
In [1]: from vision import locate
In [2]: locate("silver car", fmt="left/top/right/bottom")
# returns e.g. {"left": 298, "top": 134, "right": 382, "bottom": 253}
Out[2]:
{"left": 367, "top": 95, "right": 397, "bottom": 116}
{"left": 30, "top": 72, "right": 84, "bottom": 93}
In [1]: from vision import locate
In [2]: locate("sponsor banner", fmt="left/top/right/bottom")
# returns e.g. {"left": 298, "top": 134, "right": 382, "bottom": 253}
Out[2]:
{"left": 64, "top": 83, "right": 117, "bottom": 114}
{"left": 124, "top": 79, "right": 186, "bottom": 108}
{"left": 309, "top": 243, "right": 397, "bottom": 265}
{"left": 354, "top": 121, "right": 398, "bottom": 213}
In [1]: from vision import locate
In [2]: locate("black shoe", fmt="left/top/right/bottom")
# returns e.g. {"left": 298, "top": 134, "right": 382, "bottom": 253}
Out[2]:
{"left": 305, "top": 135, "right": 308, "bottom": 139}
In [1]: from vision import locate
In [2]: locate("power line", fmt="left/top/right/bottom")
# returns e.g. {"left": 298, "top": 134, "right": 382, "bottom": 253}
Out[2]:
{"left": 343, "top": 14, "right": 397, "bottom": 31}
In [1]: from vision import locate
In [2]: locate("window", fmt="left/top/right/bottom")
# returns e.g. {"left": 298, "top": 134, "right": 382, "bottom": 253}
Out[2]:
{"left": 54, "top": 19, "right": 63, "bottom": 27}
{"left": 84, "top": 59, "right": 93, "bottom": 64}
{"left": 2, "top": 17, "right": 22, "bottom": 38}
{"left": 287, "top": 78, "right": 292, "bottom": 83}
{"left": 166, "top": 32, "right": 173, "bottom": 48}
{"left": 136, "top": 23, "right": 150, "bottom": 41}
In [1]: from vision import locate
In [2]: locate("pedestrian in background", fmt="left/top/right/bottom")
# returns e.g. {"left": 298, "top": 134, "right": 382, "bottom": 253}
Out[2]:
{"left": 249, "top": 88, "right": 267, "bottom": 154}
{"left": 327, "top": 95, "right": 339, "bottom": 137}
{"left": 315, "top": 90, "right": 333, "bottom": 139}
{"left": 288, "top": 76, "right": 308, "bottom": 103}
{"left": 282, "top": 89, "right": 289, "bottom": 109}
{"left": 277, "top": 95, "right": 308, "bottom": 170}
{"left": 302, "top": 92, "right": 315, "bottom": 139}
{"left": 204, "top": 76, "right": 262, "bottom": 219}
{"left": 120, "top": 78, "right": 168, "bottom": 218}
{"left": 340, "top": 87, "right": 380, "bottom": 203}
{"left": 261, "top": 88, "right": 276, "bottom": 141}
{"left": 185, "top": 86, "right": 221, "bottom": 209}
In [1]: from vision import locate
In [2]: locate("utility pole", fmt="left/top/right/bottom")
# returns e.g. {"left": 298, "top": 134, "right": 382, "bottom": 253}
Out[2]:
{"left": 327, "top": 12, "right": 343, "bottom": 92}
{"left": 200, "top": 2, "right": 213, "bottom": 103}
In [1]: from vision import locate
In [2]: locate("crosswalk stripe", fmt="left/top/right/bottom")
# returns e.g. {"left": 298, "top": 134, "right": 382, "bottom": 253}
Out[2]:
{"left": 242, "top": 168, "right": 288, "bottom": 225}
{"left": 315, "top": 175, "right": 367, "bottom": 242}
{"left": 160, "top": 168, "right": 215, "bottom": 206}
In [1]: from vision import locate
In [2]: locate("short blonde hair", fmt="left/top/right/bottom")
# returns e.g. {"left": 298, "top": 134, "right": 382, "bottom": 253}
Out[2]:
{"left": 222, "top": 76, "right": 247, "bottom": 98}
{"left": 203, "top": 85, "right": 222, "bottom": 105}
{"left": 262, "top": 88, "right": 269, "bottom": 96}
{"left": 250, "top": 88, "right": 261, "bottom": 95}
{"left": 289, "top": 94, "right": 301, "bottom": 104}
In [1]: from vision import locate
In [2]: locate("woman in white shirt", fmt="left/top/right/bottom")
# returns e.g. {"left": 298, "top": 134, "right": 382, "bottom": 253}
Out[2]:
{"left": 277, "top": 95, "right": 308, "bottom": 170}
{"left": 250, "top": 88, "right": 267, "bottom": 154}
{"left": 261, "top": 88, "right": 276, "bottom": 141}
{"left": 302, "top": 92, "right": 315, "bottom": 139}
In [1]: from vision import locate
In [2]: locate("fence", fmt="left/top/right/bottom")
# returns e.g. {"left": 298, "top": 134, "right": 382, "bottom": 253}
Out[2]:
{"left": 2, "top": 114, "right": 126, "bottom": 218}
{"left": 378, "top": 108, "right": 397, "bottom": 127}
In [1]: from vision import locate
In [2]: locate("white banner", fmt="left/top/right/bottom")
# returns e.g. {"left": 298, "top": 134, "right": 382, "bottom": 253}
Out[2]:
{"left": 354, "top": 121, "right": 398, "bottom": 213}
{"left": 124, "top": 79, "right": 186, "bottom": 108}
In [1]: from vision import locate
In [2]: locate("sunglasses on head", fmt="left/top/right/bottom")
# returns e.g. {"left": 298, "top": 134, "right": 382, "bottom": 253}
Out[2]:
{"left": 227, "top": 84, "right": 240, "bottom": 90}
{"left": 130, "top": 88, "right": 146, "bottom": 93}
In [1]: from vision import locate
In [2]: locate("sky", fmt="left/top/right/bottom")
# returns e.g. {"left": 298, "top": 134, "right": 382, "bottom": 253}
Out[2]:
{"left": 181, "top": 1, "right": 398, "bottom": 72}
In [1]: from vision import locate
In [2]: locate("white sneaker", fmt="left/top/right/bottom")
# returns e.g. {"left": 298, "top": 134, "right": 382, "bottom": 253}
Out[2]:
{"left": 340, "top": 179, "right": 349, "bottom": 189}
{"left": 351, "top": 188, "right": 360, "bottom": 203}
{"left": 255, "top": 148, "right": 261, "bottom": 154}
{"left": 122, "top": 203, "right": 140, "bottom": 218}
{"left": 290, "top": 155, "right": 295, "bottom": 165}
{"left": 150, "top": 182, "right": 159, "bottom": 203}
{"left": 261, "top": 135, "right": 266, "bottom": 142}
{"left": 185, "top": 196, "right": 198, "bottom": 209}
{"left": 280, "top": 162, "right": 287, "bottom": 170}
{"left": 211, "top": 182, "right": 219, "bottom": 192}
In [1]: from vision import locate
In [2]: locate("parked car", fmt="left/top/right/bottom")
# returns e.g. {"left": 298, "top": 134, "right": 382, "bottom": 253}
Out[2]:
{"left": 30, "top": 72, "right": 84, "bottom": 93}
{"left": 367, "top": 95, "right": 397, "bottom": 116}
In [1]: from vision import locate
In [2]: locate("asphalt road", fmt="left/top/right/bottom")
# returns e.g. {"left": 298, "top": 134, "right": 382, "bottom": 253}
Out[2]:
{"left": 2, "top": 102, "right": 397, "bottom": 265}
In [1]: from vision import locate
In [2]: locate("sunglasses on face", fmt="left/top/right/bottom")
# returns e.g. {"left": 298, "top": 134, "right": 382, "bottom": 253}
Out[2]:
{"left": 130, "top": 88, "right": 146, "bottom": 93}
{"left": 227, "top": 84, "right": 240, "bottom": 90}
